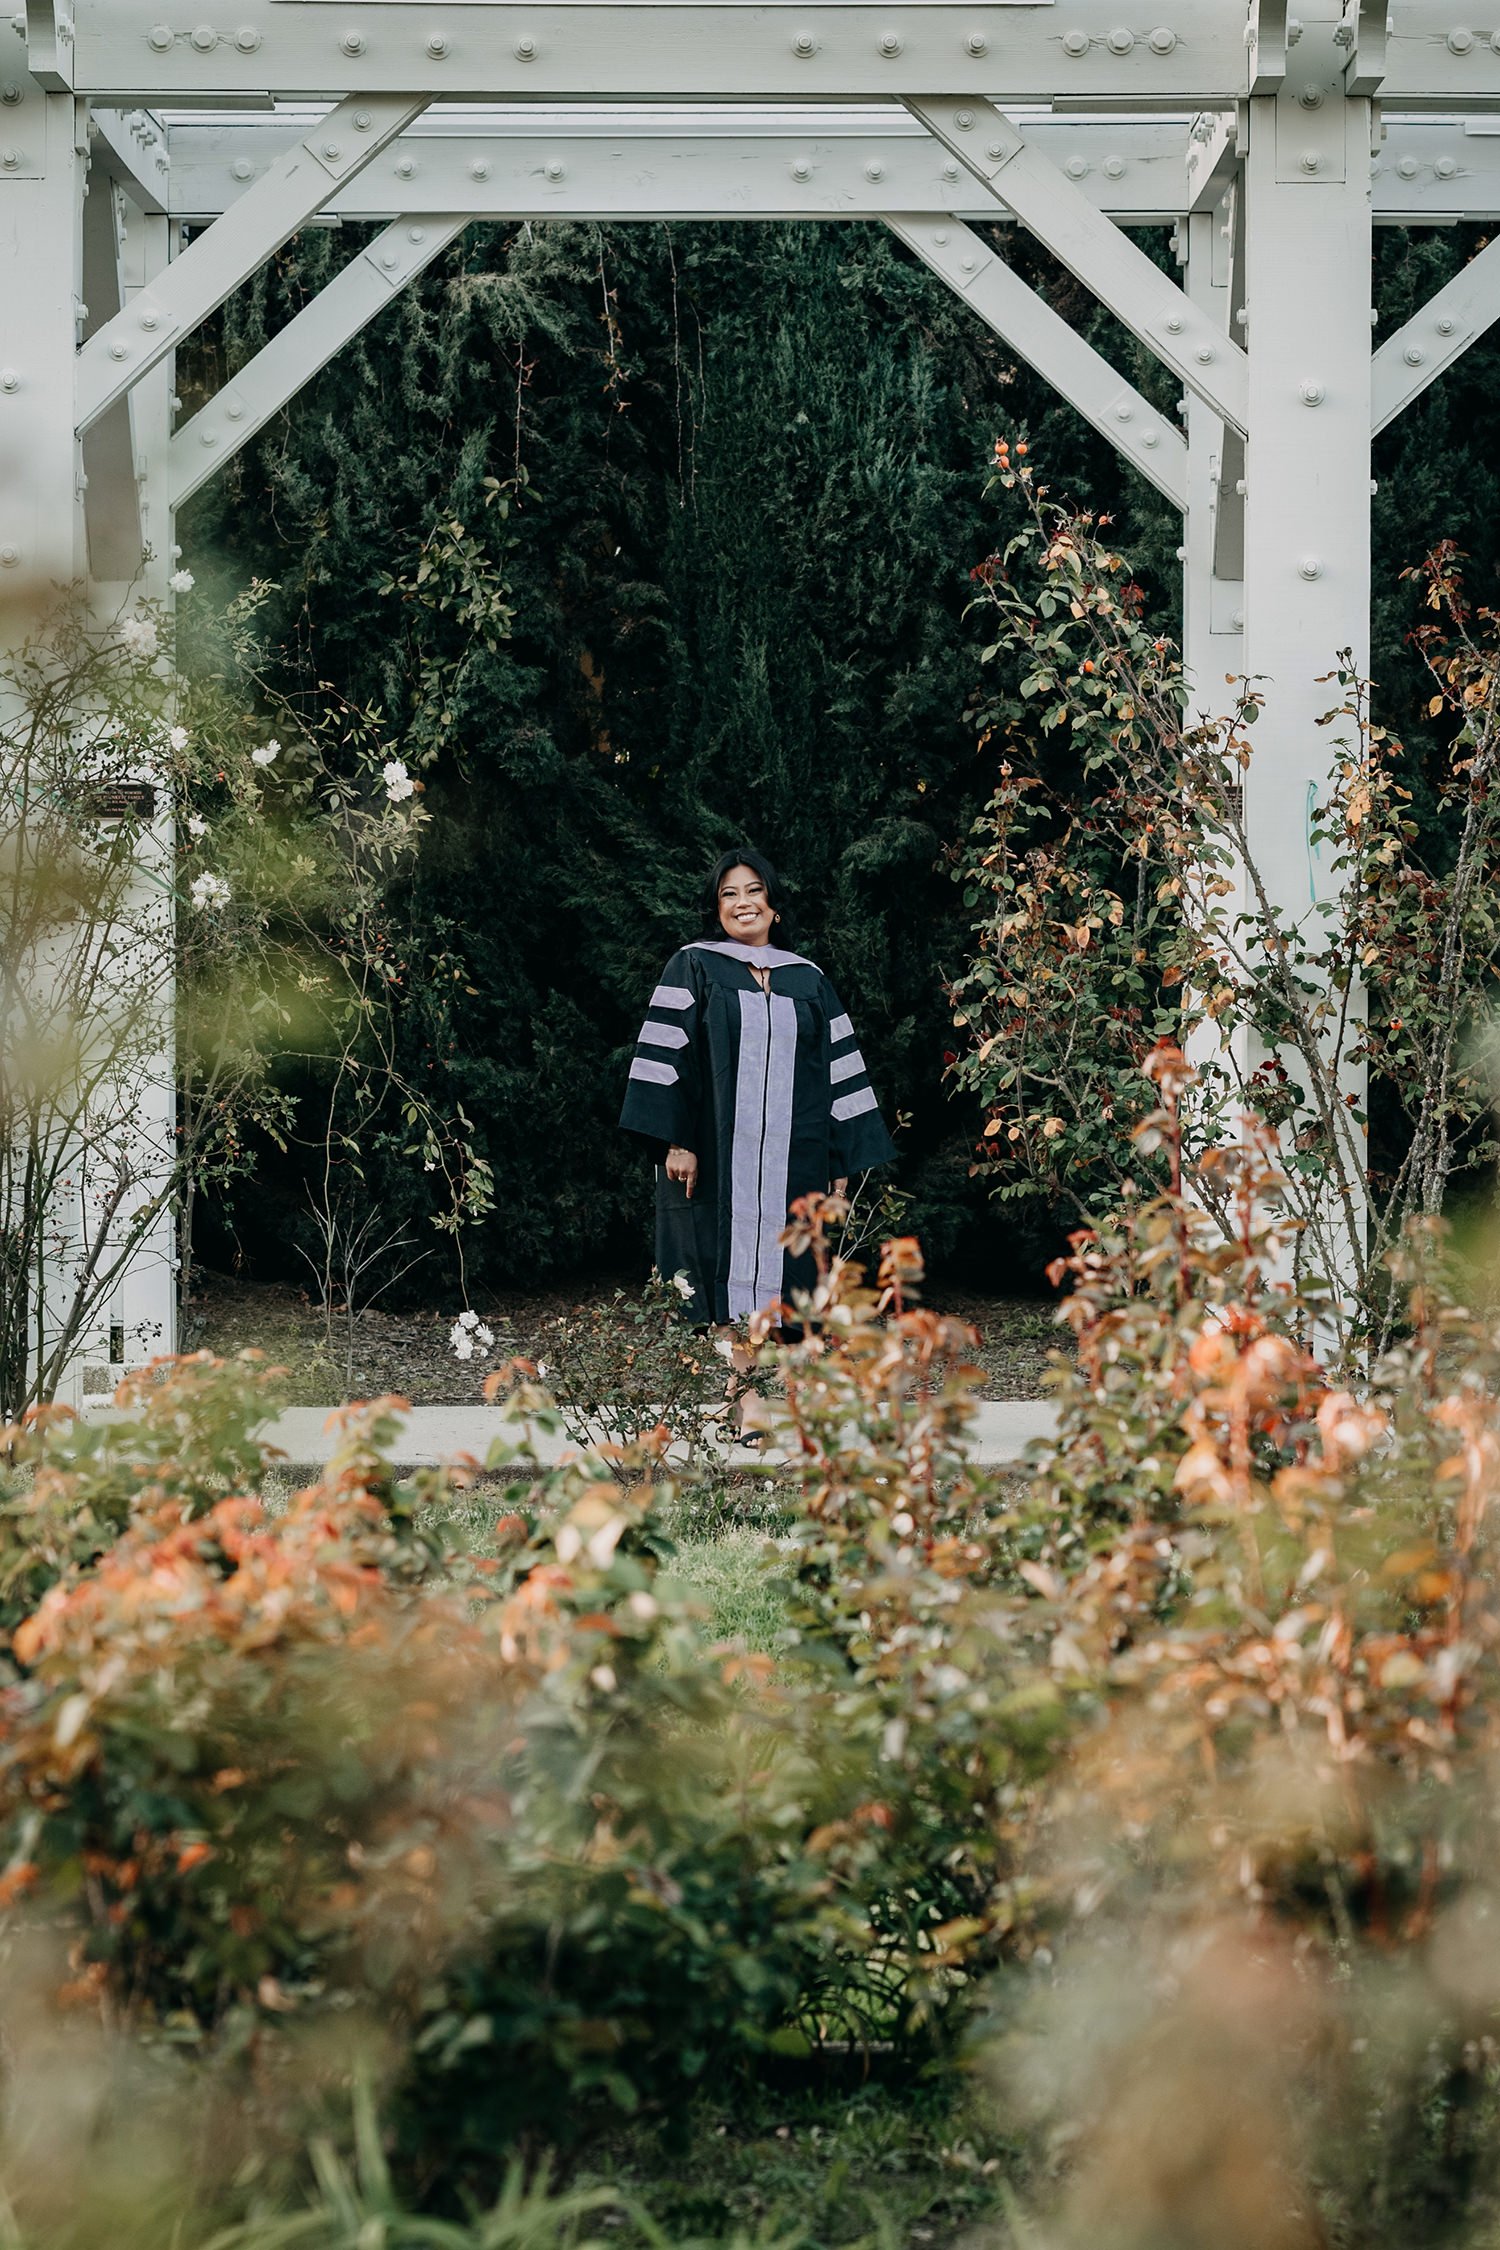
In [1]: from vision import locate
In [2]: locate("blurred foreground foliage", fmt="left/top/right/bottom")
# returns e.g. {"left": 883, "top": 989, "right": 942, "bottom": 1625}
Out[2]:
{"left": 8, "top": 1099, "right": 1500, "bottom": 2241}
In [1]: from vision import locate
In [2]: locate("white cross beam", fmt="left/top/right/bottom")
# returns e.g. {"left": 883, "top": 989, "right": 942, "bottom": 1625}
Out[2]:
{"left": 170, "top": 211, "right": 469, "bottom": 508}
{"left": 886, "top": 213, "right": 1187, "bottom": 508}
{"left": 76, "top": 92, "right": 429, "bottom": 432}
{"left": 907, "top": 98, "right": 1249, "bottom": 434}
{"left": 1373, "top": 233, "right": 1500, "bottom": 434}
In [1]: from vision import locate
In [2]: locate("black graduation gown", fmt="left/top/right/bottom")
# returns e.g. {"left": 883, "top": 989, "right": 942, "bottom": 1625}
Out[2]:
{"left": 618, "top": 939, "right": 896, "bottom": 1326}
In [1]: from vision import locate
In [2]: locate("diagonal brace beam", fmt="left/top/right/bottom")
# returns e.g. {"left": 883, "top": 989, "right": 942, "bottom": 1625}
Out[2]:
{"left": 1372, "top": 233, "right": 1500, "bottom": 435}
{"left": 905, "top": 99, "right": 1249, "bottom": 439}
{"left": 171, "top": 213, "right": 468, "bottom": 510}
{"left": 76, "top": 92, "right": 429, "bottom": 436}
{"left": 886, "top": 215, "right": 1186, "bottom": 512}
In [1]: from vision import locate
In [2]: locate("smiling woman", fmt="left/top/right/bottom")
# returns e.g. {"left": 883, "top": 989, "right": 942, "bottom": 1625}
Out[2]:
{"left": 619, "top": 847, "right": 895, "bottom": 1328}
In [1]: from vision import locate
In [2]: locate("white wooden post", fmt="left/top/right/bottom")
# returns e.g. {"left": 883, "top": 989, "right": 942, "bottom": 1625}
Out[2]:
{"left": 96, "top": 195, "right": 179, "bottom": 1397}
{"left": 0, "top": 84, "right": 85, "bottom": 608}
{"left": 1180, "top": 206, "right": 1244, "bottom": 710}
{"left": 1240, "top": 37, "right": 1374, "bottom": 1292}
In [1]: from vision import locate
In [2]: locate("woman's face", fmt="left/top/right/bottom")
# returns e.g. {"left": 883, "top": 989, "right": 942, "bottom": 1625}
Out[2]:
{"left": 718, "top": 864, "right": 777, "bottom": 948}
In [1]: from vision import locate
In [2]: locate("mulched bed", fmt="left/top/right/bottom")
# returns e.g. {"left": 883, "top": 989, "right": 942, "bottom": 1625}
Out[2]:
{"left": 182, "top": 1271, "right": 1067, "bottom": 1406}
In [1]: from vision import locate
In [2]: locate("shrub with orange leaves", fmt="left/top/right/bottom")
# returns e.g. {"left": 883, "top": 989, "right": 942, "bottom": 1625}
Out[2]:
{"left": 0, "top": 1350, "right": 296, "bottom": 1634}
{"left": 951, "top": 469, "right": 1500, "bottom": 1362}
{"left": 0, "top": 1347, "right": 1026, "bottom": 2193}
{"left": 975, "top": 1053, "right": 1500, "bottom": 2247}
{"left": 742, "top": 1205, "right": 1071, "bottom": 2017}
{"left": 1012, "top": 1054, "right": 1500, "bottom": 1943}
{"left": 0, "top": 1384, "right": 516, "bottom": 2031}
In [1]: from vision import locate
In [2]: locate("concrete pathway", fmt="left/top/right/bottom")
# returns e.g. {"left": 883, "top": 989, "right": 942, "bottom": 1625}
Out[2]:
{"left": 247, "top": 1398, "right": 1059, "bottom": 1473}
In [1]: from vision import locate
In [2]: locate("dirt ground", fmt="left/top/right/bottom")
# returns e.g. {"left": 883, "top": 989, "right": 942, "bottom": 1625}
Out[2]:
{"left": 182, "top": 1272, "right": 1067, "bottom": 1405}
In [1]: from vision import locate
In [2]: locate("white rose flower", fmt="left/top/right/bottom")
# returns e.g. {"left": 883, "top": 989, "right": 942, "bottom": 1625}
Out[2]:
{"left": 382, "top": 759, "right": 416, "bottom": 804}
{"left": 671, "top": 1270, "right": 695, "bottom": 1302}
{"left": 448, "top": 1308, "right": 495, "bottom": 1356}
{"left": 189, "top": 870, "right": 230, "bottom": 911}
{"left": 250, "top": 739, "right": 280, "bottom": 768}
{"left": 168, "top": 725, "right": 190, "bottom": 753}
{"left": 119, "top": 616, "right": 158, "bottom": 659}
{"left": 186, "top": 814, "right": 208, "bottom": 840}
{"left": 169, "top": 569, "right": 195, "bottom": 594}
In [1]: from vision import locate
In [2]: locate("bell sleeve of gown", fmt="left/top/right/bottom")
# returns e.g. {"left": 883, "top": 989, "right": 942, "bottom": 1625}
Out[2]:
{"left": 619, "top": 949, "right": 703, "bottom": 1161}
{"left": 823, "top": 979, "right": 897, "bottom": 1176}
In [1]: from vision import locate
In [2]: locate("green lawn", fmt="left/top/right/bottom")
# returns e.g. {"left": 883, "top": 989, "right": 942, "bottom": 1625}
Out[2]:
{"left": 572, "top": 2080, "right": 1023, "bottom": 2249}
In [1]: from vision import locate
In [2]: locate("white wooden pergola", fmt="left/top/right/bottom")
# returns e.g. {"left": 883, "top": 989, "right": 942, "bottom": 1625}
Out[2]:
{"left": 4, "top": 0, "right": 1499, "bottom": 1395}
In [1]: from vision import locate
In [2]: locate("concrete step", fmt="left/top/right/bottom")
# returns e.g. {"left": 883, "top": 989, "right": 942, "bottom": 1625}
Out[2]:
{"left": 250, "top": 1398, "right": 1058, "bottom": 1474}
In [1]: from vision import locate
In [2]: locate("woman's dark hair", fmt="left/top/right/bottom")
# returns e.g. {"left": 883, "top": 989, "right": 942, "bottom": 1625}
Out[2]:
{"left": 698, "top": 848, "right": 795, "bottom": 942}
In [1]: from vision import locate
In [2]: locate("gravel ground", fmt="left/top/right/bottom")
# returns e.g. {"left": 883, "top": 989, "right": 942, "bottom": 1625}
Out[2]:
{"left": 182, "top": 1272, "right": 1067, "bottom": 1406}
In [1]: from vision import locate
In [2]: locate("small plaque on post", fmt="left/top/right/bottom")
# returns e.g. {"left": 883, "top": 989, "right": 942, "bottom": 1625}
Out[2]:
{"left": 89, "top": 780, "right": 158, "bottom": 821}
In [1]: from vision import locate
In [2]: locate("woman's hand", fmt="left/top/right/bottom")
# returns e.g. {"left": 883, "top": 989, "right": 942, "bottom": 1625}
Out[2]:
{"left": 832, "top": 1176, "right": 849, "bottom": 1198}
{"left": 666, "top": 1145, "right": 699, "bottom": 1200}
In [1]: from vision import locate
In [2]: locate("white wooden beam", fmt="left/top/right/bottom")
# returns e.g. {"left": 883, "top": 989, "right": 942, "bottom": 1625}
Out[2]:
{"left": 38, "top": 0, "right": 1500, "bottom": 108}
{"left": 157, "top": 109, "right": 1500, "bottom": 229}
{"left": 62, "top": 0, "right": 1250, "bottom": 105}
{"left": 1372, "top": 232, "right": 1500, "bottom": 434}
{"left": 1384, "top": 5, "right": 1500, "bottom": 106}
{"left": 887, "top": 213, "right": 1187, "bottom": 509}
{"left": 75, "top": 91, "right": 428, "bottom": 434}
{"left": 166, "top": 110, "right": 1207, "bottom": 225}
{"left": 906, "top": 98, "right": 1250, "bottom": 435}
{"left": 171, "top": 211, "right": 467, "bottom": 508}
